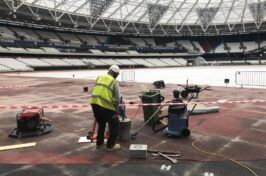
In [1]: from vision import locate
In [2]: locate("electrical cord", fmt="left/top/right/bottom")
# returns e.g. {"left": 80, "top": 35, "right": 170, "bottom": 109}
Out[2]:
{"left": 43, "top": 118, "right": 87, "bottom": 134}
{"left": 191, "top": 129, "right": 258, "bottom": 176}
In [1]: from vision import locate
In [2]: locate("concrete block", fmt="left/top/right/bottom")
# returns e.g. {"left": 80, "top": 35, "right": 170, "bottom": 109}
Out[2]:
{"left": 129, "top": 144, "right": 147, "bottom": 159}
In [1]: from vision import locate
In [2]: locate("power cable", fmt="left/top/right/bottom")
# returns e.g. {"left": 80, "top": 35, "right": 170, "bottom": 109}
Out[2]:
{"left": 191, "top": 129, "right": 258, "bottom": 176}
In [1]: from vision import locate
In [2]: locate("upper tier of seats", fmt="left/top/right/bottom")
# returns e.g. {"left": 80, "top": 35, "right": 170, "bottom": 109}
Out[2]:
{"left": 0, "top": 25, "right": 264, "bottom": 55}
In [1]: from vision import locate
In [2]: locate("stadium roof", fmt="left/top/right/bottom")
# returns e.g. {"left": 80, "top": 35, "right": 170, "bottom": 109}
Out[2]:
{"left": 1, "top": 0, "right": 266, "bottom": 34}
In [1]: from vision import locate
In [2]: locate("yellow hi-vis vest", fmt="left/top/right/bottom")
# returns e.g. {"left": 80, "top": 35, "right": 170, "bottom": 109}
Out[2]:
{"left": 89, "top": 74, "right": 116, "bottom": 111}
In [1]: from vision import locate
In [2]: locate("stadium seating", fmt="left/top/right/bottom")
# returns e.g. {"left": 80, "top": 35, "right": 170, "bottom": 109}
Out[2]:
{"left": 77, "top": 34, "right": 99, "bottom": 45}
{"left": 95, "top": 36, "right": 107, "bottom": 44}
{"left": 35, "top": 30, "right": 62, "bottom": 43}
{"left": 173, "top": 58, "right": 187, "bottom": 66}
{"left": 57, "top": 33, "right": 82, "bottom": 45}
{"left": 192, "top": 41, "right": 205, "bottom": 53}
{"left": 127, "top": 50, "right": 139, "bottom": 55}
{"left": 17, "top": 58, "right": 52, "bottom": 67}
{"left": 26, "top": 48, "right": 45, "bottom": 53}
{"left": 114, "top": 59, "right": 138, "bottom": 65}
{"left": 177, "top": 40, "right": 195, "bottom": 52}
{"left": 128, "top": 38, "right": 147, "bottom": 46}
{"left": 215, "top": 43, "right": 228, "bottom": 53}
{"left": 90, "top": 49, "right": 106, "bottom": 55}
{"left": 0, "top": 46, "right": 10, "bottom": 52}
{"left": 6, "top": 47, "right": 28, "bottom": 53}
{"left": 0, "top": 64, "right": 12, "bottom": 72}
{"left": 62, "top": 58, "right": 87, "bottom": 66}
{"left": 226, "top": 42, "right": 242, "bottom": 53}
{"left": 145, "top": 58, "right": 170, "bottom": 67}
{"left": 40, "top": 58, "right": 71, "bottom": 66}
{"left": 0, "top": 26, "right": 17, "bottom": 40}
{"left": 144, "top": 38, "right": 156, "bottom": 46}
{"left": 98, "top": 59, "right": 121, "bottom": 65}
{"left": 0, "top": 58, "right": 33, "bottom": 71}
{"left": 130, "top": 58, "right": 155, "bottom": 67}
{"left": 104, "top": 51, "right": 117, "bottom": 55}
{"left": 10, "top": 27, "right": 40, "bottom": 41}
{"left": 243, "top": 42, "right": 258, "bottom": 51}
{"left": 41, "top": 47, "right": 61, "bottom": 53}
{"left": 82, "top": 58, "right": 106, "bottom": 66}
{"left": 159, "top": 58, "right": 182, "bottom": 66}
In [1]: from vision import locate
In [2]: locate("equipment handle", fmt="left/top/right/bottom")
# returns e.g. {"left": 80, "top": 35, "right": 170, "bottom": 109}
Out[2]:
{"left": 160, "top": 96, "right": 165, "bottom": 103}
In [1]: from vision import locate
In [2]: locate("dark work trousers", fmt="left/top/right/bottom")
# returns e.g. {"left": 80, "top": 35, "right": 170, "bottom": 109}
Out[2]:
{"left": 91, "top": 104, "right": 120, "bottom": 148}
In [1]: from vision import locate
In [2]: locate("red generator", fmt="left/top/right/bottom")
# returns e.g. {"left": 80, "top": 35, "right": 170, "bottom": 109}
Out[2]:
{"left": 9, "top": 108, "right": 52, "bottom": 138}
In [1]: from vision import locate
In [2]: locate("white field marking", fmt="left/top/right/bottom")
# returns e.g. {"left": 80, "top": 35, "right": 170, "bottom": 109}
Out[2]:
{"left": 203, "top": 172, "right": 214, "bottom": 176}
{"left": 160, "top": 165, "right": 172, "bottom": 171}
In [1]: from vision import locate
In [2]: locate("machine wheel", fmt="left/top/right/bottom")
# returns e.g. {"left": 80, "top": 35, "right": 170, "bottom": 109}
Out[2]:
{"left": 181, "top": 90, "right": 189, "bottom": 98}
{"left": 181, "top": 128, "right": 190, "bottom": 137}
{"left": 152, "top": 115, "right": 168, "bottom": 132}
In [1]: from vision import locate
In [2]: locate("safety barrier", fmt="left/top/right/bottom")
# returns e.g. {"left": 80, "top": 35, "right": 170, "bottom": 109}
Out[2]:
{"left": 235, "top": 71, "right": 266, "bottom": 87}
{"left": 0, "top": 82, "right": 47, "bottom": 89}
{"left": 121, "top": 70, "right": 135, "bottom": 83}
{"left": 1, "top": 99, "right": 266, "bottom": 109}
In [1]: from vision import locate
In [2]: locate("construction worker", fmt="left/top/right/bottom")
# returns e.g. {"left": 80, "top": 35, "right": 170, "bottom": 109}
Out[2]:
{"left": 89, "top": 65, "right": 121, "bottom": 151}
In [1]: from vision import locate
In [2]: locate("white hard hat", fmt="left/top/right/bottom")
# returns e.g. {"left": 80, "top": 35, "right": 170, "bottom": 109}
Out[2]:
{"left": 109, "top": 65, "right": 120, "bottom": 74}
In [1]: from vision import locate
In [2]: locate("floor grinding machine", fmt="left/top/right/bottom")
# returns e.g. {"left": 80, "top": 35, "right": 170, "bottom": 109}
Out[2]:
{"left": 9, "top": 108, "right": 52, "bottom": 138}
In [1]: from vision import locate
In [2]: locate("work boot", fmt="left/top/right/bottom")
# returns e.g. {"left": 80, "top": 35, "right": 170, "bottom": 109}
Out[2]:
{"left": 96, "top": 142, "right": 106, "bottom": 149}
{"left": 105, "top": 144, "right": 121, "bottom": 152}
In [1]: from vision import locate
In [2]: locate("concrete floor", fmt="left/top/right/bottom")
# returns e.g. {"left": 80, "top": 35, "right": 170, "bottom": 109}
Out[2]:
{"left": 0, "top": 74, "right": 265, "bottom": 176}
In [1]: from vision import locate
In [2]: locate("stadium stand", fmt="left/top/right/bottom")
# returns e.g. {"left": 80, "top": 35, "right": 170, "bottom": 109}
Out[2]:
{"left": 41, "top": 47, "right": 61, "bottom": 54}
{"left": 10, "top": 27, "right": 40, "bottom": 41}
{"left": 0, "top": 26, "right": 17, "bottom": 40}
{"left": 0, "top": 46, "right": 10, "bottom": 52}
{"left": 127, "top": 50, "right": 139, "bottom": 55}
{"left": 98, "top": 59, "right": 121, "bottom": 66}
{"left": 178, "top": 40, "right": 195, "bottom": 52}
{"left": 144, "top": 38, "right": 156, "bottom": 46}
{"left": 0, "top": 64, "right": 12, "bottom": 72}
{"left": 16, "top": 58, "right": 52, "bottom": 68}
{"left": 40, "top": 58, "right": 71, "bottom": 66}
{"left": 130, "top": 59, "right": 155, "bottom": 67}
{"left": 174, "top": 58, "right": 188, "bottom": 66}
{"left": 226, "top": 42, "right": 242, "bottom": 53}
{"left": 104, "top": 51, "right": 117, "bottom": 55}
{"left": 35, "top": 30, "right": 62, "bottom": 43}
{"left": 145, "top": 58, "right": 170, "bottom": 67}
{"left": 6, "top": 47, "right": 28, "bottom": 53}
{"left": 128, "top": 38, "right": 147, "bottom": 47}
{"left": 159, "top": 58, "right": 182, "bottom": 66}
{"left": 82, "top": 58, "right": 106, "bottom": 67}
{"left": 62, "top": 58, "right": 87, "bottom": 66}
{"left": 215, "top": 43, "right": 228, "bottom": 53}
{"left": 0, "top": 58, "right": 33, "bottom": 71}
{"left": 26, "top": 48, "right": 45, "bottom": 53}
{"left": 90, "top": 49, "right": 106, "bottom": 55}
{"left": 114, "top": 59, "right": 138, "bottom": 66}
{"left": 192, "top": 41, "right": 205, "bottom": 53}
{"left": 95, "top": 36, "right": 107, "bottom": 44}
{"left": 77, "top": 34, "right": 99, "bottom": 45}
{"left": 57, "top": 33, "right": 82, "bottom": 45}
{"left": 166, "top": 42, "right": 176, "bottom": 47}
{"left": 243, "top": 42, "right": 258, "bottom": 51}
